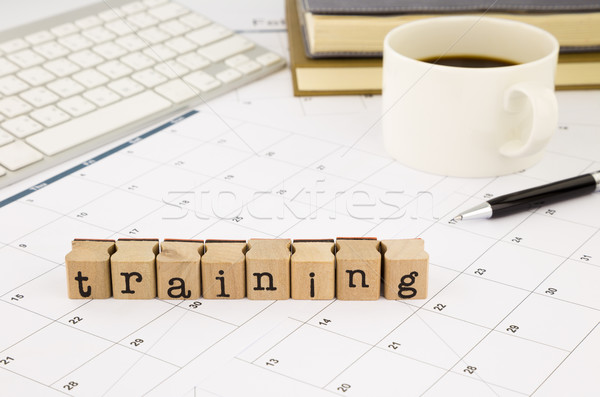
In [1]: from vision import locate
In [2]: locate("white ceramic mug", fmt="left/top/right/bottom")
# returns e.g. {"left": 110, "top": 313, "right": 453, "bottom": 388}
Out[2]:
{"left": 382, "top": 16, "right": 559, "bottom": 177}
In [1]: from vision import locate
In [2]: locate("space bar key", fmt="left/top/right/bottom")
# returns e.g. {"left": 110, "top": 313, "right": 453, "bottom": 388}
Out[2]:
{"left": 26, "top": 92, "right": 172, "bottom": 156}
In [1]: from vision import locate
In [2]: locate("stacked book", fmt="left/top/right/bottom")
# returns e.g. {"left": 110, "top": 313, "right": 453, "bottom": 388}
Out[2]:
{"left": 286, "top": 0, "right": 600, "bottom": 95}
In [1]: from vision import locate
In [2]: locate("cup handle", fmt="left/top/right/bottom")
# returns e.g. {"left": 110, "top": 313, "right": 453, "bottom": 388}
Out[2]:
{"left": 500, "top": 82, "right": 557, "bottom": 158}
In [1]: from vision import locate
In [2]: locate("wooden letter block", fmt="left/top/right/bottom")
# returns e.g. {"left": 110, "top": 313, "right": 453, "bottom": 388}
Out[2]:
{"left": 336, "top": 238, "right": 381, "bottom": 300}
{"left": 157, "top": 239, "right": 203, "bottom": 300}
{"left": 246, "top": 238, "right": 291, "bottom": 300}
{"left": 381, "top": 239, "right": 429, "bottom": 300}
{"left": 291, "top": 239, "right": 335, "bottom": 300}
{"left": 65, "top": 239, "right": 115, "bottom": 299}
{"left": 111, "top": 239, "right": 159, "bottom": 299}
{"left": 202, "top": 240, "right": 246, "bottom": 299}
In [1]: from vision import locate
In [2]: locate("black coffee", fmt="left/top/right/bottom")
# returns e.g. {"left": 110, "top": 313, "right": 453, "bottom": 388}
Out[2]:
{"left": 420, "top": 55, "right": 519, "bottom": 68}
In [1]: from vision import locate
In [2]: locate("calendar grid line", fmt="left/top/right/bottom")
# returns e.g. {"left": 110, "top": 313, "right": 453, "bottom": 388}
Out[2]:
{"left": 0, "top": 367, "right": 71, "bottom": 396}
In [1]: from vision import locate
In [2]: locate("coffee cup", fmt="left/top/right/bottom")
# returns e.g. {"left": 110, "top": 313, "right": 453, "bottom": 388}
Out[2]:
{"left": 382, "top": 16, "right": 559, "bottom": 177}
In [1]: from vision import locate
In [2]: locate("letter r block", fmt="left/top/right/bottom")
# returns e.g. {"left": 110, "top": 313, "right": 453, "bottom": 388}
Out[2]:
{"left": 65, "top": 239, "right": 115, "bottom": 299}
{"left": 381, "top": 239, "right": 428, "bottom": 300}
{"left": 111, "top": 239, "right": 159, "bottom": 299}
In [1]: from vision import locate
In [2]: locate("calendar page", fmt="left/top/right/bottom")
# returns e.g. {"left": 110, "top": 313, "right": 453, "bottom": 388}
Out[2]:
{"left": 0, "top": 28, "right": 599, "bottom": 396}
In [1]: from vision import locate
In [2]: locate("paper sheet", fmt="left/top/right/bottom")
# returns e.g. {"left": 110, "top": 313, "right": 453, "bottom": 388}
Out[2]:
{"left": 1, "top": 25, "right": 599, "bottom": 397}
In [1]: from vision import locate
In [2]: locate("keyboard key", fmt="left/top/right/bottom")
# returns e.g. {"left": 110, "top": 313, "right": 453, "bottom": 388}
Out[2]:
{"left": 27, "top": 91, "right": 171, "bottom": 156}
{"left": 159, "top": 20, "right": 190, "bottom": 36}
{"left": 154, "top": 60, "right": 188, "bottom": 78}
{"left": 128, "top": 12, "right": 159, "bottom": 29}
{"left": 83, "top": 86, "right": 121, "bottom": 107}
{"left": 8, "top": 49, "right": 45, "bottom": 68}
{"left": 106, "top": 20, "right": 136, "bottom": 36}
{"left": 256, "top": 52, "right": 282, "bottom": 66}
{"left": 165, "top": 37, "right": 196, "bottom": 54}
{"left": 20, "top": 87, "right": 59, "bottom": 107}
{"left": 236, "top": 60, "right": 261, "bottom": 75}
{"left": 68, "top": 49, "right": 104, "bottom": 68}
{"left": 43, "top": 58, "right": 80, "bottom": 77}
{"left": 115, "top": 34, "right": 146, "bottom": 51}
{"left": 98, "top": 9, "right": 125, "bottom": 22}
{"left": 82, "top": 26, "right": 116, "bottom": 44}
{"left": 97, "top": 60, "right": 132, "bottom": 79}
{"left": 197, "top": 35, "right": 254, "bottom": 62}
{"left": 0, "top": 39, "right": 29, "bottom": 54}
{"left": 148, "top": 3, "right": 188, "bottom": 21}
{"left": 0, "top": 129, "right": 13, "bottom": 146}
{"left": 0, "top": 97, "right": 33, "bottom": 118}
{"left": 75, "top": 16, "right": 103, "bottom": 30}
{"left": 224, "top": 54, "right": 250, "bottom": 68}
{"left": 176, "top": 52, "right": 209, "bottom": 70}
{"left": 121, "top": 52, "right": 155, "bottom": 70}
{"left": 58, "top": 34, "right": 93, "bottom": 51}
{"left": 25, "top": 30, "right": 55, "bottom": 45}
{"left": 138, "top": 27, "right": 170, "bottom": 44}
{"left": 183, "top": 71, "right": 221, "bottom": 92}
{"left": 108, "top": 77, "right": 144, "bottom": 97}
{"left": 0, "top": 75, "right": 29, "bottom": 95}
{"left": 186, "top": 25, "right": 231, "bottom": 46}
{"left": 0, "top": 58, "right": 19, "bottom": 77}
{"left": 143, "top": 0, "right": 168, "bottom": 6}
{"left": 51, "top": 23, "right": 79, "bottom": 37}
{"left": 72, "top": 69, "right": 109, "bottom": 88}
{"left": 17, "top": 66, "right": 56, "bottom": 86}
{"left": 57, "top": 95, "right": 96, "bottom": 117}
{"left": 132, "top": 68, "right": 167, "bottom": 88}
{"left": 30, "top": 105, "right": 71, "bottom": 127}
{"left": 2, "top": 116, "right": 43, "bottom": 138}
{"left": 143, "top": 44, "right": 177, "bottom": 61}
{"left": 155, "top": 79, "right": 196, "bottom": 103}
{"left": 179, "top": 13, "right": 210, "bottom": 29}
{"left": 215, "top": 68, "right": 242, "bottom": 83}
{"left": 122, "top": 1, "right": 147, "bottom": 14}
{"left": 47, "top": 77, "right": 85, "bottom": 98}
{"left": 93, "top": 42, "right": 127, "bottom": 60}
{"left": 0, "top": 141, "right": 43, "bottom": 171}
{"left": 33, "top": 41, "right": 69, "bottom": 60}
{"left": 0, "top": 165, "right": 5, "bottom": 176}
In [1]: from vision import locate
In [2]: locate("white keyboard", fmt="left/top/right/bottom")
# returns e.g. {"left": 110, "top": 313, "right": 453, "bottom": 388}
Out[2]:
{"left": 0, "top": 0, "right": 285, "bottom": 188}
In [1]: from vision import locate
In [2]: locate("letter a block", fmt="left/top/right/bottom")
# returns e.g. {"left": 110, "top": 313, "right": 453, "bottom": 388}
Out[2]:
{"left": 291, "top": 240, "right": 335, "bottom": 300}
{"left": 202, "top": 240, "right": 246, "bottom": 299}
{"left": 111, "top": 239, "right": 159, "bottom": 299}
{"left": 381, "top": 239, "right": 428, "bottom": 300}
{"left": 246, "top": 239, "right": 291, "bottom": 300}
{"left": 336, "top": 238, "right": 381, "bottom": 300}
{"left": 157, "top": 239, "right": 203, "bottom": 300}
{"left": 65, "top": 239, "right": 115, "bottom": 299}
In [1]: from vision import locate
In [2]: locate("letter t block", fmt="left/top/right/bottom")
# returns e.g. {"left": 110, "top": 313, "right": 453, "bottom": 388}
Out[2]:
{"left": 65, "top": 239, "right": 115, "bottom": 299}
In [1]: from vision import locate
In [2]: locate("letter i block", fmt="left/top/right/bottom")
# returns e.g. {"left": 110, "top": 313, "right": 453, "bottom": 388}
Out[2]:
{"left": 246, "top": 238, "right": 291, "bottom": 300}
{"left": 381, "top": 239, "right": 429, "bottom": 300}
{"left": 111, "top": 239, "right": 159, "bottom": 299}
{"left": 157, "top": 239, "right": 203, "bottom": 300}
{"left": 291, "top": 239, "right": 335, "bottom": 300}
{"left": 336, "top": 238, "right": 381, "bottom": 300}
{"left": 202, "top": 240, "right": 246, "bottom": 299}
{"left": 65, "top": 239, "right": 115, "bottom": 299}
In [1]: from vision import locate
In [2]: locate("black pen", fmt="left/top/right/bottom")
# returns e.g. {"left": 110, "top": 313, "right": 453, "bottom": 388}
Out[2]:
{"left": 454, "top": 170, "right": 600, "bottom": 221}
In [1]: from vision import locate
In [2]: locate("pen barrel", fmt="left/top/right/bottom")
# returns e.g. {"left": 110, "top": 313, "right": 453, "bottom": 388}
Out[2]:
{"left": 488, "top": 174, "right": 597, "bottom": 217}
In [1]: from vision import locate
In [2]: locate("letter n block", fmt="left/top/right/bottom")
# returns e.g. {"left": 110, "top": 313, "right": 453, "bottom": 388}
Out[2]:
{"left": 111, "top": 239, "right": 159, "bottom": 299}
{"left": 336, "top": 238, "right": 381, "bottom": 300}
{"left": 382, "top": 239, "right": 428, "bottom": 300}
{"left": 65, "top": 239, "right": 115, "bottom": 299}
{"left": 157, "top": 239, "right": 203, "bottom": 300}
{"left": 202, "top": 240, "right": 246, "bottom": 299}
{"left": 246, "top": 238, "right": 291, "bottom": 300}
{"left": 291, "top": 239, "right": 335, "bottom": 300}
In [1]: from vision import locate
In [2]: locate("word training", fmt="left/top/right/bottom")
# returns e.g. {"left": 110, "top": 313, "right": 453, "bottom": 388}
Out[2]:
{"left": 65, "top": 238, "right": 429, "bottom": 301}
